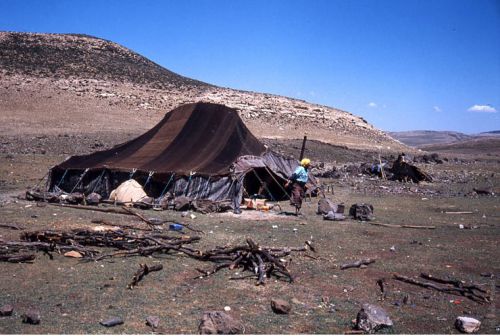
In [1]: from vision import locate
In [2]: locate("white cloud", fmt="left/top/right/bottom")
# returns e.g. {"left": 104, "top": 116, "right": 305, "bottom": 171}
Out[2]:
{"left": 433, "top": 106, "right": 442, "bottom": 112}
{"left": 367, "top": 102, "right": 377, "bottom": 108}
{"left": 467, "top": 104, "right": 497, "bottom": 113}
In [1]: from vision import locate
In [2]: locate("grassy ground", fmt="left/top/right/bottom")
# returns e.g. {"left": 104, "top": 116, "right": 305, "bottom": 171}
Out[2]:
{"left": 0, "top": 152, "right": 499, "bottom": 334}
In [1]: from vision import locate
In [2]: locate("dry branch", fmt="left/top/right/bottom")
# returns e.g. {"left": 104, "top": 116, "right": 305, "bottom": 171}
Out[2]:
{"left": 0, "top": 254, "right": 35, "bottom": 263}
{"left": 340, "top": 258, "right": 376, "bottom": 270}
{"left": 127, "top": 264, "right": 163, "bottom": 289}
{"left": 3, "top": 227, "right": 304, "bottom": 284}
{"left": 50, "top": 203, "right": 132, "bottom": 215}
{"left": 393, "top": 273, "right": 489, "bottom": 304}
{"left": 0, "top": 224, "right": 25, "bottom": 230}
{"left": 91, "top": 219, "right": 151, "bottom": 231}
{"left": 121, "top": 206, "right": 155, "bottom": 228}
{"left": 367, "top": 222, "right": 436, "bottom": 230}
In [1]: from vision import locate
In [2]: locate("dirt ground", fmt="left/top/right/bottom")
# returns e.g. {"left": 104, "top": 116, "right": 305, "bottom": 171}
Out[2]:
{"left": 0, "top": 134, "right": 499, "bottom": 334}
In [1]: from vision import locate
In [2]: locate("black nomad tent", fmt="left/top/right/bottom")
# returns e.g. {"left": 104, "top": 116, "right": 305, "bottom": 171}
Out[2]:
{"left": 47, "top": 102, "right": 314, "bottom": 207}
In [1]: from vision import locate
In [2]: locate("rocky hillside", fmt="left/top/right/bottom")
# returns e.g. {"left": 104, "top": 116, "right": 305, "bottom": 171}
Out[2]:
{"left": 0, "top": 31, "right": 406, "bottom": 152}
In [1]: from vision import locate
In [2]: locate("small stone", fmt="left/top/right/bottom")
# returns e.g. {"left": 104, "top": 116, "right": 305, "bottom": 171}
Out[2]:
{"left": 199, "top": 311, "right": 244, "bottom": 334}
{"left": 356, "top": 303, "right": 393, "bottom": 332}
{"left": 64, "top": 251, "right": 83, "bottom": 258}
{"left": 21, "top": 309, "right": 40, "bottom": 324}
{"left": 389, "top": 245, "right": 396, "bottom": 252}
{"left": 0, "top": 304, "right": 14, "bottom": 316}
{"left": 100, "top": 316, "right": 124, "bottom": 327}
{"left": 146, "top": 315, "right": 160, "bottom": 329}
{"left": 455, "top": 316, "right": 481, "bottom": 333}
{"left": 271, "top": 298, "right": 291, "bottom": 314}
{"left": 224, "top": 306, "right": 231, "bottom": 311}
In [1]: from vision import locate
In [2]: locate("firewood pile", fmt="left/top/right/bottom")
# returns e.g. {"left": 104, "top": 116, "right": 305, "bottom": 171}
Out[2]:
{"left": 194, "top": 238, "right": 307, "bottom": 285}
{"left": 17, "top": 229, "right": 201, "bottom": 260}
{"left": 1, "top": 229, "right": 309, "bottom": 285}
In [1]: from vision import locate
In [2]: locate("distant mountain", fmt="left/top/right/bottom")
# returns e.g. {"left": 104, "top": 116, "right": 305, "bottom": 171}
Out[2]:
{"left": 389, "top": 130, "right": 473, "bottom": 147}
{"left": 0, "top": 31, "right": 406, "bottom": 152}
{"left": 476, "top": 130, "right": 500, "bottom": 137}
{"left": 420, "top": 137, "right": 500, "bottom": 156}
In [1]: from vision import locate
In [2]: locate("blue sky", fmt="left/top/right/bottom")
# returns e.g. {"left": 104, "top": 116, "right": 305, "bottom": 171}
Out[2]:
{"left": 1, "top": 0, "right": 499, "bottom": 133}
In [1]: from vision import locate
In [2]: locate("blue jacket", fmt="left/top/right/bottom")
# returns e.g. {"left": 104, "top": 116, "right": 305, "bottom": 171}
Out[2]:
{"left": 290, "top": 166, "right": 308, "bottom": 183}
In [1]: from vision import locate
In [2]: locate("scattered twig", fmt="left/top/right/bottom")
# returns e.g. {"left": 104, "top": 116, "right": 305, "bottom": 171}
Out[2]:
{"left": 305, "top": 240, "right": 316, "bottom": 252}
{"left": 420, "top": 273, "right": 487, "bottom": 293}
{"left": 377, "top": 278, "right": 387, "bottom": 300}
{"left": 121, "top": 206, "right": 155, "bottom": 228}
{"left": 50, "top": 203, "right": 132, "bottom": 215}
{"left": 0, "top": 224, "right": 25, "bottom": 230}
{"left": 393, "top": 273, "right": 490, "bottom": 304}
{"left": 91, "top": 219, "right": 150, "bottom": 231}
{"left": 0, "top": 254, "right": 35, "bottom": 263}
{"left": 127, "top": 264, "right": 163, "bottom": 289}
{"left": 340, "top": 258, "right": 376, "bottom": 270}
{"left": 445, "top": 211, "right": 474, "bottom": 215}
{"left": 367, "top": 222, "right": 436, "bottom": 230}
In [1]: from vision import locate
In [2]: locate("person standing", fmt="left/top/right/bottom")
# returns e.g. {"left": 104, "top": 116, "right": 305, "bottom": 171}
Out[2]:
{"left": 285, "top": 158, "right": 311, "bottom": 215}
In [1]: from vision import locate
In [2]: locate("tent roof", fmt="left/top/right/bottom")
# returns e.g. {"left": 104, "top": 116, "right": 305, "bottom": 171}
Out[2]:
{"left": 56, "top": 102, "right": 267, "bottom": 175}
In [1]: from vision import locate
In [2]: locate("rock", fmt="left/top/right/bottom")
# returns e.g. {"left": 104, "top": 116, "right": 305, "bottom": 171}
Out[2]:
{"left": 21, "top": 309, "right": 40, "bottom": 324}
{"left": 356, "top": 303, "right": 393, "bottom": 333}
{"left": 0, "top": 304, "right": 14, "bottom": 316}
{"left": 455, "top": 316, "right": 481, "bottom": 333}
{"left": 349, "top": 203, "right": 374, "bottom": 221}
{"left": 85, "top": 192, "right": 102, "bottom": 205}
{"left": 64, "top": 250, "right": 83, "bottom": 258}
{"left": 146, "top": 315, "right": 160, "bottom": 329}
{"left": 271, "top": 298, "right": 291, "bottom": 314}
{"left": 199, "top": 311, "right": 244, "bottom": 334}
{"left": 100, "top": 316, "right": 124, "bottom": 327}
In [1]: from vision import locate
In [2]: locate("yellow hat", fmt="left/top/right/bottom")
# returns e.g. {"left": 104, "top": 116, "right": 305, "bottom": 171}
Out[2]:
{"left": 300, "top": 158, "right": 311, "bottom": 166}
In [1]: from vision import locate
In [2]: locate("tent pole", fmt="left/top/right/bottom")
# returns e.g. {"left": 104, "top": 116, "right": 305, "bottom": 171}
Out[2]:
{"left": 299, "top": 135, "right": 307, "bottom": 160}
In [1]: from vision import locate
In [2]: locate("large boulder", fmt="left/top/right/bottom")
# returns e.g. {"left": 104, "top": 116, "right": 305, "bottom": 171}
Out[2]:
{"left": 455, "top": 316, "right": 481, "bottom": 333}
{"left": 356, "top": 303, "right": 393, "bottom": 333}
{"left": 270, "top": 298, "right": 291, "bottom": 314}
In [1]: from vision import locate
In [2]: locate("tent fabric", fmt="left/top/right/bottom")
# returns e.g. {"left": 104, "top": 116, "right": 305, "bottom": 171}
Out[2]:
{"left": 48, "top": 102, "right": 314, "bottom": 203}
{"left": 55, "top": 102, "right": 266, "bottom": 176}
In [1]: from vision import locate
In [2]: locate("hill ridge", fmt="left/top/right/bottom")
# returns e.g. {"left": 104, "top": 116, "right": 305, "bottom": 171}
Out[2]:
{"left": 0, "top": 31, "right": 406, "bottom": 152}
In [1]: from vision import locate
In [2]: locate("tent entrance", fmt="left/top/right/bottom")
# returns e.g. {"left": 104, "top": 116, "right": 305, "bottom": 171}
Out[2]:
{"left": 242, "top": 167, "right": 288, "bottom": 201}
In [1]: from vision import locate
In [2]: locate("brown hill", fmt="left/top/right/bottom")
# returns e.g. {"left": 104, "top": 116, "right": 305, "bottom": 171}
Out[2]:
{"left": 420, "top": 137, "right": 500, "bottom": 157}
{"left": 0, "top": 31, "right": 406, "bottom": 152}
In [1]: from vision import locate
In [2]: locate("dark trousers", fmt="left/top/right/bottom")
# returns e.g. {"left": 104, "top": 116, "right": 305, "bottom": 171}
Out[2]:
{"left": 290, "top": 182, "right": 305, "bottom": 209}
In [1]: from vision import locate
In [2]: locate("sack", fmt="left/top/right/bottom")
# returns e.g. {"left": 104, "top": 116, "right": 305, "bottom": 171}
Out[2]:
{"left": 349, "top": 203, "right": 374, "bottom": 221}
{"left": 317, "top": 198, "right": 345, "bottom": 215}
